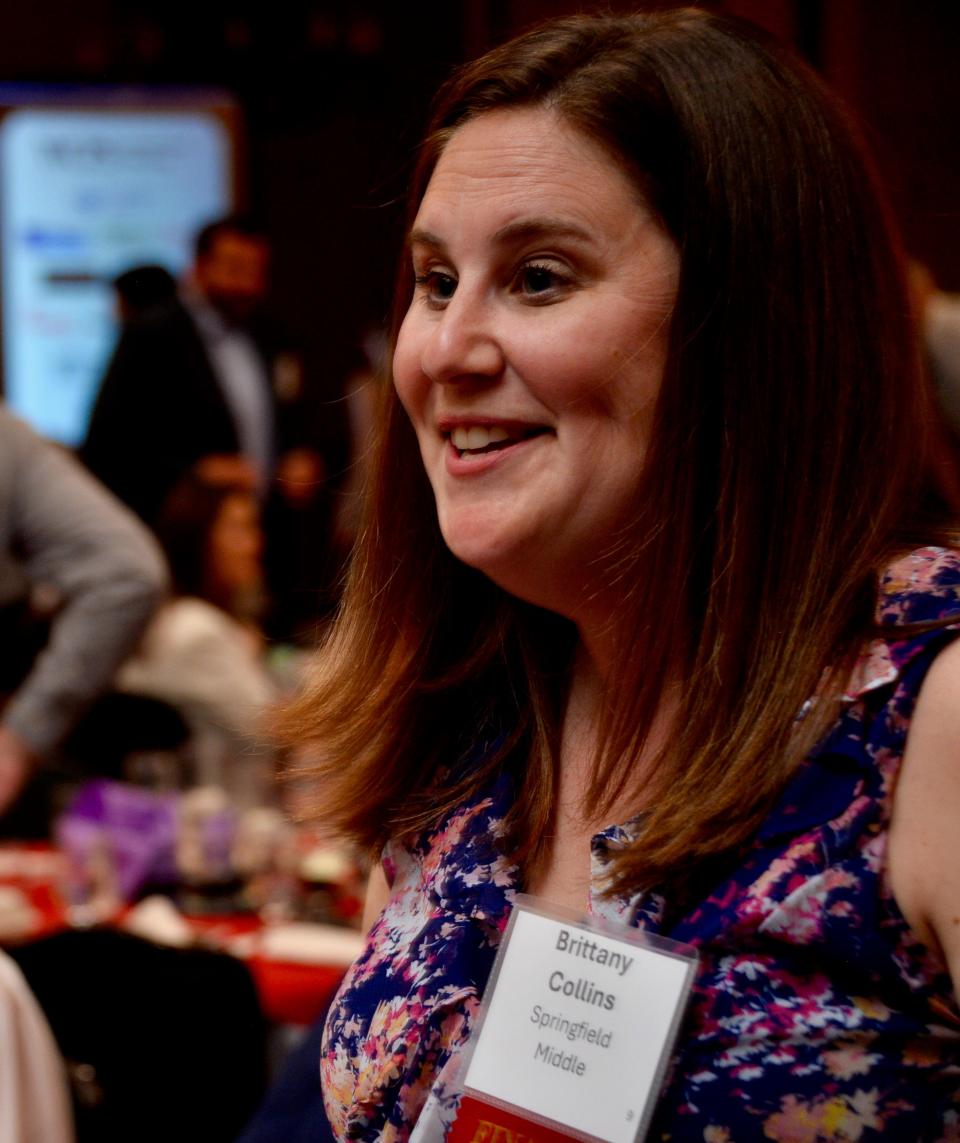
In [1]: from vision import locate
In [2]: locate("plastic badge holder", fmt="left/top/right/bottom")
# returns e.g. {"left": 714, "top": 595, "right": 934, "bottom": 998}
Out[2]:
{"left": 434, "top": 894, "right": 698, "bottom": 1143}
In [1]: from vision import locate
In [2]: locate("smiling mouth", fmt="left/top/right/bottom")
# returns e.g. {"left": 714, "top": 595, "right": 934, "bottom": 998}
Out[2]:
{"left": 447, "top": 424, "right": 549, "bottom": 457}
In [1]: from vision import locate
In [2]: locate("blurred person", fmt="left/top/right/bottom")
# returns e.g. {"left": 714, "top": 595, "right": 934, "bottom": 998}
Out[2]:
{"left": 116, "top": 475, "right": 278, "bottom": 805}
{"left": 111, "top": 263, "right": 177, "bottom": 323}
{"left": 0, "top": 406, "right": 166, "bottom": 824}
{"left": 81, "top": 215, "right": 324, "bottom": 527}
{"left": 279, "top": 11, "right": 960, "bottom": 1140}
{"left": 0, "top": 948, "right": 74, "bottom": 1143}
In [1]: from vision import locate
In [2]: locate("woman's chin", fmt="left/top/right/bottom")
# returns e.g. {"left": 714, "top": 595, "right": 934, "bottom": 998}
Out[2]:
{"left": 447, "top": 539, "right": 516, "bottom": 580}
{"left": 442, "top": 534, "right": 565, "bottom": 614}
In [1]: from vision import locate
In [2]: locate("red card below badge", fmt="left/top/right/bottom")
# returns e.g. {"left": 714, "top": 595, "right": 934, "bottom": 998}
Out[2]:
{"left": 449, "top": 1093, "right": 581, "bottom": 1143}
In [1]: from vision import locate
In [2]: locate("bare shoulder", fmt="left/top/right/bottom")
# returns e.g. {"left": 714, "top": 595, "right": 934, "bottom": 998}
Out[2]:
{"left": 887, "top": 633, "right": 960, "bottom": 989}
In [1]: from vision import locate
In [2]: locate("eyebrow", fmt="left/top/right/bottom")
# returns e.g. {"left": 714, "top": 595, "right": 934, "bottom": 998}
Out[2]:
{"left": 408, "top": 216, "right": 595, "bottom": 253}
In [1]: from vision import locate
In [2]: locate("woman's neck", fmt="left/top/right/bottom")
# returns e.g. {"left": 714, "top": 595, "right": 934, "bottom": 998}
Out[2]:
{"left": 527, "top": 640, "right": 679, "bottom": 910}
{"left": 564, "top": 636, "right": 681, "bottom": 819}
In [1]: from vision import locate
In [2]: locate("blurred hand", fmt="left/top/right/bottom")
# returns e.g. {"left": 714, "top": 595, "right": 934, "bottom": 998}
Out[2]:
{"left": 276, "top": 448, "right": 326, "bottom": 508}
{"left": 193, "top": 453, "right": 259, "bottom": 491}
{"left": 0, "top": 725, "right": 38, "bottom": 816}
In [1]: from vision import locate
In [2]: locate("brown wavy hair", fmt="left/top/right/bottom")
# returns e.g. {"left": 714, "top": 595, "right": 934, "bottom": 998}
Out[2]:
{"left": 278, "top": 9, "right": 953, "bottom": 896}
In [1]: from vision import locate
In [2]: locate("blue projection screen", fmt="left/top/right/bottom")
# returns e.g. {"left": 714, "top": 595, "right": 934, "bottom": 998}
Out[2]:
{"left": 0, "top": 97, "right": 235, "bottom": 445}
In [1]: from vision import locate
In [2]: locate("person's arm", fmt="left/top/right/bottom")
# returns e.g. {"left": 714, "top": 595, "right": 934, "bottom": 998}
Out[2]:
{"left": 1, "top": 413, "right": 167, "bottom": 790}
{"left": 887, "top": 635, "right": 960, "bottom": 991}
{"left": 0, "top": 725, "right": 38, "bottom": 815}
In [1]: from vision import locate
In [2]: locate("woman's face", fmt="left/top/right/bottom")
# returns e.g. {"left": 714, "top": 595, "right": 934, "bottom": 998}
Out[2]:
{"left": 393, "top": 105, "right": 679, "bottom": 621}
{"left": 207, "top": 492, "right": 263, "bottom": 598}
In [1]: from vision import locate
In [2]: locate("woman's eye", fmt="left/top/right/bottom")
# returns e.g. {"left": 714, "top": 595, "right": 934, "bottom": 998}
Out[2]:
{"left": 414, "top": 270, "right": 457, "bottom": 305}
{"left": 515, "top": 262, "right": 567, "bottom": 299}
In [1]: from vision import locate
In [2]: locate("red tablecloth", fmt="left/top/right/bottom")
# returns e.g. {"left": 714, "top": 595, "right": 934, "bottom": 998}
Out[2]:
{"left": 0, "top": 842, "right": 347, "bottom": 1025}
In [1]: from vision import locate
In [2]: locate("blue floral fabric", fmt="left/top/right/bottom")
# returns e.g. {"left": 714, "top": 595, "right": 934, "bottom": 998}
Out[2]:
{"left": 321, "top": 547, "right": 960, "bottom": 1141}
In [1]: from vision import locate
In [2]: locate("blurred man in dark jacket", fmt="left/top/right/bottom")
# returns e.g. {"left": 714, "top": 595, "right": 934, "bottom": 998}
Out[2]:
{"left": 82, "top": 216, "right": 322, "bottom": 527}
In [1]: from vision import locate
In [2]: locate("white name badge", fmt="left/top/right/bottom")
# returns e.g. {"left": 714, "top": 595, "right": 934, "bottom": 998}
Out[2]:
{"left": 449, "top": 895, "right": 697, "bottom": 1143}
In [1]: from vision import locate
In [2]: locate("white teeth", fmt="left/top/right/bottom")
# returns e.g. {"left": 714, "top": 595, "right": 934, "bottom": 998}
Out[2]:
{"left": 451, "top": 425, "right": 511, "bottom": 450}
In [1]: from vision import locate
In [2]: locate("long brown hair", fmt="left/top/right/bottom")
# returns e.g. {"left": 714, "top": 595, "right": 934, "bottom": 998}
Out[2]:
{"left": 279, "top": 10, "right": 952, "bottom": 895}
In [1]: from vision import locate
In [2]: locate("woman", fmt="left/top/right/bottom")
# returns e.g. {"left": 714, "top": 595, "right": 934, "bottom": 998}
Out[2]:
{"left": 280, "top": 10, "right": 960, "bottom": 1139}
{"left": 118, "top": 476, "right": 277, "bottom": 804}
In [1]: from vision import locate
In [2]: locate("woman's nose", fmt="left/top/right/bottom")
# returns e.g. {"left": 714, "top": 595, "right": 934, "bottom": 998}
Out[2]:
{"left": 419, "top": 289, "right": 505, "bottom": 386}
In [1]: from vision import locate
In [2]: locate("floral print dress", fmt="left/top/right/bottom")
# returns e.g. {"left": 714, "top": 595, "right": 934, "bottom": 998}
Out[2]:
{"left": 322, "top": 547, "right": 960, "bottom": 1141}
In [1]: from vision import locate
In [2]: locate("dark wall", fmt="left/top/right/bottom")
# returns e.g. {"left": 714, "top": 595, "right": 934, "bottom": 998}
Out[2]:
{"left": 819, "top": 1, "right": 960, "bottom": 290}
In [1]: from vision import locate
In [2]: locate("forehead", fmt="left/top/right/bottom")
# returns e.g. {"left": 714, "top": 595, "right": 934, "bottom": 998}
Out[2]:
{"left": 415, "top": 106, "right": 648, "bottom": 235}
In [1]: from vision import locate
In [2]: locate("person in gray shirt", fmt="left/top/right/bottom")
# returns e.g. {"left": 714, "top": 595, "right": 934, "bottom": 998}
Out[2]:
{"left": 0, "top": 406, "right": 167, "bottom": 816}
